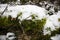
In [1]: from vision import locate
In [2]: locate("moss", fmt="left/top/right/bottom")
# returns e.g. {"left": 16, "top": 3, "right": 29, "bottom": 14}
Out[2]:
{"left": 58, "top": 18, "right": 60, "bottom": 22}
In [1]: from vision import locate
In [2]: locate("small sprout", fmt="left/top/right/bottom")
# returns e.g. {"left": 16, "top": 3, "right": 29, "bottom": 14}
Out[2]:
{"left": 46, "top": 27, "right": 51, "bottom": 31}
{"left": 31, "top": 14, "right": 38, "bottom": 19}
{"left": 17, "top": 12, "right": 22, "bottom": 17}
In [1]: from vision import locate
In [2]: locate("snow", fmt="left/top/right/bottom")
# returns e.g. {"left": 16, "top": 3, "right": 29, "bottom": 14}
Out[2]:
{"left": 44, "top": 14, "right": 60, "bottom": 35}
{"left": 6, "top": 32, "right": 16, "bottom": 40}
{"left": 0, "top": 4, "right": 7, "bottom": 12}
{"left": 3, "top": 5, "right": 46, "bottom": 20}
{"left": 51, "top": 34, "right": 60, "bottom": 40}
{"left": 0, "top": 35, "right": 6, "bottom": 40}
